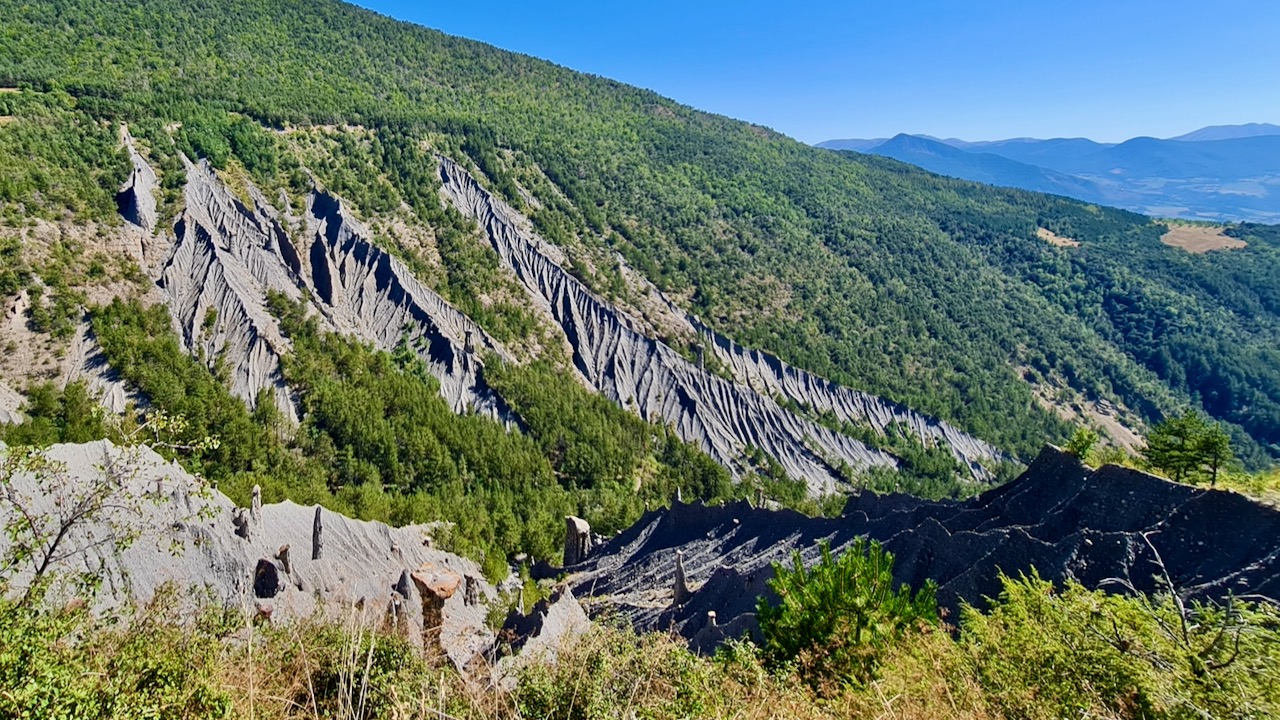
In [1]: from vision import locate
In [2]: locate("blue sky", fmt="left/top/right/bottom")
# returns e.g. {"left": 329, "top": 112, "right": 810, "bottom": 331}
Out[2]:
{"left": 353, "top": 1, "right": 1280, "bottom": 144}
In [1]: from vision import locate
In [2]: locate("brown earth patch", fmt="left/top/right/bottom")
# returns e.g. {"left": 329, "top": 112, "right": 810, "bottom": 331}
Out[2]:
{"left": 1161, "top": 225, "right": 1246, "bottom": 253}
{"left": 1037, "top": 227, "right": 1080, "bottom": 248}
{"left": 1019, "top": 364, "right": 1145, "bottom": 451}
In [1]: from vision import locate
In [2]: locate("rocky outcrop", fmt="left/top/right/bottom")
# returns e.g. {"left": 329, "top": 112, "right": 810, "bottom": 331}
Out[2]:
{"left": 300, "top": 189, "right": 509, "bottom": 415}
{"left": 563, "top": 516, "right": 592, "bottom": 567}
{"left": 570, "top": 446, "right": 1280, "bottom": 652}
{"left": 63, "top": 322, "right": 145, "bottom": 414}
{"left": 499, "top": 587, "right": 590, "bottom": 660}
{"left": 157, "top": 159, "right": 302, "bottom": 419}
{"left": 0, "top": 380, "right": 23, "bottom": 425}
{"left": 687, "top": 315, "right": 1006, "bottom": 478}
{"left": 439, "top": 157, "right": 904, "bottom": 494}
{"left": 152, "top": 158, "right": 508, "bottom": 421}
{"left": 0, "top": 440, "right": 497, "bottom": 671}
{"left": 116, "top": 128, "right": 158, "bottom": 234}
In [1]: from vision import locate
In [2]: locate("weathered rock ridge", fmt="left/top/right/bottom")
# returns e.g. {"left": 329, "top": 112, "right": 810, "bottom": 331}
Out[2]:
{"left": 440, "top": 158, "right": 904, "bottom": 493}
{"left": 111, "top": 143, "right": 1003, "bottom": 494}
{"left": 149, "top": 158, "right": 507, "bottom": 420}
{"left": 687, "top": 314, "right": 1005, "bottom": 479}
{"left": 570, "top": 446, "right": 1280, "bottom": 652}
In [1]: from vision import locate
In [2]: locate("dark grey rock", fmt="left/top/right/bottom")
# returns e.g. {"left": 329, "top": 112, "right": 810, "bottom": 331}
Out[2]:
{"left": 572, "top": 446, "right": 1280, "bottom": 652}
{"left": 564, "top": 516, "right": 591, "bottom": 566}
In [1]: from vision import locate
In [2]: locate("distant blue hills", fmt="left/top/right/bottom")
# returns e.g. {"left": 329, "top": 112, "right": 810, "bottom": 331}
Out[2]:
{"left": 818, "top": 124, "right": 1280, "bottom": 223}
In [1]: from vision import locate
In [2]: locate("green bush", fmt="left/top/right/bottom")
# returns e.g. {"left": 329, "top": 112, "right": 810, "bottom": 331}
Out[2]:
{"left": 756, "top": 538, "right": 938, "bottom": 689}
{"left": 0, "top": 593, "right": 232, "bottom": 719}
{"left": 1064, "top": 425, "right": 1099, "bottom": 460}
{"left": 0, "top": 380, "right": 108, "bottom": 446}
{"left": 955, "top": 573, "right": 1280, "bottom": 719}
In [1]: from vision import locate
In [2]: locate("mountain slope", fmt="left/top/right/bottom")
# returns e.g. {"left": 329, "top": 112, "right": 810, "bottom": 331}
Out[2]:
{"left": 1, "top": 0, "right": 1279, "bottom": 473}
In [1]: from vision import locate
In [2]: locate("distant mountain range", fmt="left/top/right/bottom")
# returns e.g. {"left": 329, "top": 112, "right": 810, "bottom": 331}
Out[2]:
{"left": 819, "top": 124, "right": 1280, "bottom": 223}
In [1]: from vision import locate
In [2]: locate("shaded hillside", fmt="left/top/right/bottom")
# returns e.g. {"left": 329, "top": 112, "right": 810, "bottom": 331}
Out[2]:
{"left": 0, "top": 0, "right": 1278, "bottom": 467}
{"left": 572, "top": 446, "right": 1280, "bottom": 650}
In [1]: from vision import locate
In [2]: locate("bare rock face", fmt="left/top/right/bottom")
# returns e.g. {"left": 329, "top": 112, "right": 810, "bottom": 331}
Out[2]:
{"left": 492, "top": 586, "right": 591, "bottom": 688}
{"left": 105, "top": 146, "right": 1003, "bottom": 498}
{"left": 116, "top": 128, "right": 158, "bottom": 234}
{"left": 63, "top": 323, "right": 143, "bottom": 414}
{"left": 157, "top": 158, "right": 304, "bottom": 420}
{"left": 0, "top": 379, "right": 25, "bottom": 425}
{"left": 150, "top": 158, "right": 509, "bottom": 424}
{"left": 563, "top": 516, "right": 591, "bottom": 567}
{"left": 686, "top": 315, "right": 1006, "bottom": 479}
{"left": 300, "top": 191, "right": 510, "bottom": 416}
{"left": 0, "top": 440, "right": 498, "bottom": 671}
{"left": 499, "top": 587, "right": 590, "bottom": 660}
{"left": 570, "top": 445, "right": 1280, "bottom": 652}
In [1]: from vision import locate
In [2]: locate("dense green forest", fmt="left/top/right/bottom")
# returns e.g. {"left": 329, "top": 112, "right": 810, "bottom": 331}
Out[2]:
{"left": 0, "top": 0, "right": 1277, "bottom": 469}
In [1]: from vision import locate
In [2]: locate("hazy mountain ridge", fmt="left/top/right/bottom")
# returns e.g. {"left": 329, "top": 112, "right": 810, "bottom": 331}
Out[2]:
{"left": 1169, "top": 122, "right": 1280, "bottom": 142}
{"left": 865, "top": 134, "right": 1135, "bottom": 207}
{"left": 820, "top": 124, "right": 1280, "bottom": 222}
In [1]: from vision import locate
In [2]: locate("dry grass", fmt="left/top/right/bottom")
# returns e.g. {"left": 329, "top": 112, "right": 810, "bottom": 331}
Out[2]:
{"left": 216, "top": 608, "right": 510, "bottom": 720}
{"left": 831, "top": 627, "right": 996, "bottom": 720}
{"left": 515, "top": 626, "right": 847, "bottom": 720}
{"left": 1160, "top": 225, "right": 1246, "bottom": 253}
{"left": 1036, "top": 228, "right": 1080, "bottom": 248}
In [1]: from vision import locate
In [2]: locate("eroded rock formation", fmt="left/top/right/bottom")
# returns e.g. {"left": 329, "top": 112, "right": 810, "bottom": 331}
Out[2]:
{"left": 153, "top": 157, "right": 508, "bottom": 423}
{"left": 439, "top": 157, "right": 915, "bottom": 494}
{"left": 100, "top": 141, "right": 1009, "bottom": 496}
{"left": 0, "top": 440, "right": 498, "bottom": 671}
{"left": 570, "top": 446, "right": 1280, "bottom": 653}
{"left": 687, "top": 314, "right": 1006, "bottom": 479}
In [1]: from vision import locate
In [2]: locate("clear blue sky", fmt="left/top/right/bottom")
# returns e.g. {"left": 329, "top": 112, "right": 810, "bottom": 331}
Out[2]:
{"left": 352, "top": 1, "right": 1280, "bottom": 144}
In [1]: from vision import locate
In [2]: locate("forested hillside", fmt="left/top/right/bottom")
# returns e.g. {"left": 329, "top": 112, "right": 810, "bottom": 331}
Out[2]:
{"left": 0, "top": 0, "right": 1277, "bottom": 470}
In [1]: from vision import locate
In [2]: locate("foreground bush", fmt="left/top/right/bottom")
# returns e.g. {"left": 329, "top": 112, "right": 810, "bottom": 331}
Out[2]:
{"left": 957, "top": 573, "right": 1280, "bottom": 719}
{"left": 756, "top": 538, "right": 939, "bottom": 690}
{"left": 0, "top": 593, "right": 232, "bottom": 719}
{"left": 849, "top": 573, "right": 1280, "bottom": 720}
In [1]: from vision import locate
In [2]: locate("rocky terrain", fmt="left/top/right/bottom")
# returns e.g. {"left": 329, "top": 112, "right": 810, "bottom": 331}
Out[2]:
{"left": 8, "top": 440, "right": 1277, "bottom": 669}
{"left": 150, "top": 154, "right": 509, "bottom": 423}
{"left": 570, "top": 445, "right": 1280, "bottom": 652}
{"left": 0, "top": 440, "right": 588, "bottom": 673}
